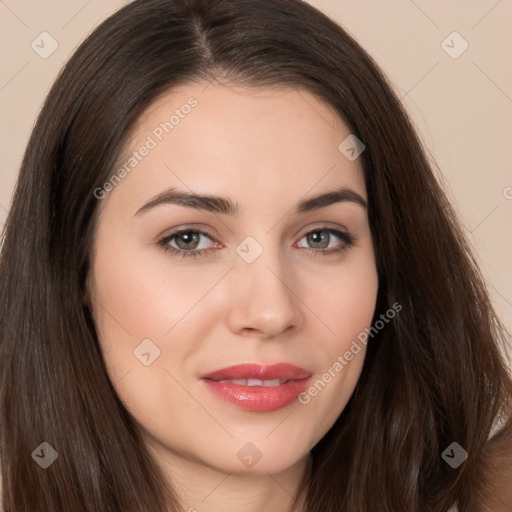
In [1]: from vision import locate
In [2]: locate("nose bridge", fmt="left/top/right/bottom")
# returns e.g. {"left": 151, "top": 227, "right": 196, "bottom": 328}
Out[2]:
{"left": 227, "top": 233, "right": 302, "bottom": 337}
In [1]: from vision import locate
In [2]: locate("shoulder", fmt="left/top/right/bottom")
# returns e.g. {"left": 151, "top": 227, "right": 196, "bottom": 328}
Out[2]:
{"left": 473, "top": 416, "right": 512, "bottom": 511}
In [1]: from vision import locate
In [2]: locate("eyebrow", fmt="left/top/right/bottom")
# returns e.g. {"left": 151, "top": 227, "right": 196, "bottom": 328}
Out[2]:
{"left": 133, "top": 186, "right": 367, "bottom": 218}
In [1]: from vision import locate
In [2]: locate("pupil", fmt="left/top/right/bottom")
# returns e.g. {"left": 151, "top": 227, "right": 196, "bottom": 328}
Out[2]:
{"left": 177, "top": 232, "right": 199, "bottom": 249}
{"left": 309, "top": 230, "right": 328, "bottom": 248}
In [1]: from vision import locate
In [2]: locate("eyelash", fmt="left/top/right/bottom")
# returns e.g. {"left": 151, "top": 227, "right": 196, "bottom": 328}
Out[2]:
{"left": 156, "top": 226, "right": 357, "bottom": 259}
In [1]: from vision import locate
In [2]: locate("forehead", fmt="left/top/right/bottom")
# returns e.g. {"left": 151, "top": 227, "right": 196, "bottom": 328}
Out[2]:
{"left": 98, "top": 81, "right": 367, "bottom": 218}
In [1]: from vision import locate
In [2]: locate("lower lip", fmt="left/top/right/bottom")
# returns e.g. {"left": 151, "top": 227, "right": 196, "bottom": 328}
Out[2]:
{"left": 202, "top": 378, "right": 311, "bottom": 412}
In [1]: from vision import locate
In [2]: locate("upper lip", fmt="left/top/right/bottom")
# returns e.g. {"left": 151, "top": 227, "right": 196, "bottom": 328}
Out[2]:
{"left": 200, "top": 363, "right": 312, "bottom": 381}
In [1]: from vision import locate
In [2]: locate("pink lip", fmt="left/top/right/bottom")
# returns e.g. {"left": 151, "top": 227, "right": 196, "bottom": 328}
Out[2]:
{"left": 201, "top": 363, "right": 311, "bottom": 381}
{"left": 200, "top": 363, "right": 312, "bottom": 412}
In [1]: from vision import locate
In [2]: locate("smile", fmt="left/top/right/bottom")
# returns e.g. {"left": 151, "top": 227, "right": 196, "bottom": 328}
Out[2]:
{"left": 200, "top": 363, "right": 312, "bottom": 412}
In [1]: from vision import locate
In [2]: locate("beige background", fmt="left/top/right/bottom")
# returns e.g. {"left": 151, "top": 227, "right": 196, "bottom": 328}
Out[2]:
{"left": 0, "top": 0, "right": 511, "bottom": 336}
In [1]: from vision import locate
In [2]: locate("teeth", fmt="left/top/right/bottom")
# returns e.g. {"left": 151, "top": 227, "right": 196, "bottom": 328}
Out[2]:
{"left": 217, "top": 378, "right": 284, "bottom": 387}
{"left": 262, "top": 379, "right": 284, "bottom": 386}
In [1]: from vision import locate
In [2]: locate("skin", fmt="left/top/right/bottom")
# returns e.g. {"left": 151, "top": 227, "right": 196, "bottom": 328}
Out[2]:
{"left": 87, "top": 81, "right": 379, "bottom": 512}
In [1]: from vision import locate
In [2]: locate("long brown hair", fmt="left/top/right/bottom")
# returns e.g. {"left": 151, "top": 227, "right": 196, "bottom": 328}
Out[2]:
{"left": 1, "top": 1, "right": 511, "bottom": 510}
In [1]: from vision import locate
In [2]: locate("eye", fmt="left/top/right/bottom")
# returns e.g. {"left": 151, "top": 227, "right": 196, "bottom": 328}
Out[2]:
{"left": 157, "top": 226, "right": 357, "bottom": 259}
{"left": 157, "top": 228, "right": 218, "bottom": 258}
{"left": 295, "top": 227, "right": 356, "bottom": 257}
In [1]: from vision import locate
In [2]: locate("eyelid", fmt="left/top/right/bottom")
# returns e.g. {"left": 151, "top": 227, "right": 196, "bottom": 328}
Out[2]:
{"left": 158, "top": 221, "right": 349, "bottom": 244}
{"left": 158, "top": 224, "right": 219, "bottom": 242}
{"left": 156, "top": 226, "right": 221, "bottom": 257}
{"left": 157, "top": 222, "right": 356, "bottom": 258}
{"left": 296, "top": 221, "right": 350, "bottom": 237}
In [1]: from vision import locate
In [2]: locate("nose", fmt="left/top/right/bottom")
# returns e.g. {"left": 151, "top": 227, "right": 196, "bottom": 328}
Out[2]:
{"left": 226, "top": 248, "right": 305, "bottom": 339}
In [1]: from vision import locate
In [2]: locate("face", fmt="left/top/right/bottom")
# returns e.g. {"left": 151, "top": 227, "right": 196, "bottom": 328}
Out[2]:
{"left": 88, "top": 81, "right": 378, "bottom": 481}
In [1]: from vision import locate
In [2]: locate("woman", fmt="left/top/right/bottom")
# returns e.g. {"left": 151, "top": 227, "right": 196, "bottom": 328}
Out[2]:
{"left": 1, "top": 0, "right": 511, "bottom": 510}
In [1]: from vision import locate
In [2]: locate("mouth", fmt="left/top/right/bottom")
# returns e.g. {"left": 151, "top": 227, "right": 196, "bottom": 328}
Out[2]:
{"left": 200, "top": 363, "right": 312, "bottom": 412}
{"left": 214, "top": 378, "right": 288, "bottom": 386}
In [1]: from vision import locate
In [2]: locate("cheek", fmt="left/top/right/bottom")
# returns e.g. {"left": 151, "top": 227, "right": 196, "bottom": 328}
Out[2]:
{"left": 327, "top": 272, "right": 378, "bottom": 350}
{"left": 90, "top": 243, "right": 214, "bottom": 429}
{"left": 304, "top": 249, "right": 379, "bottom": 350}
{"left": 90, "top": 235, "right": 229, "bottom": 381}
{"left": 93, "top": 226, "right": 231, "bottom": 329}
{"left": 293, "top": 251, "right": 378, "bottom": 434}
